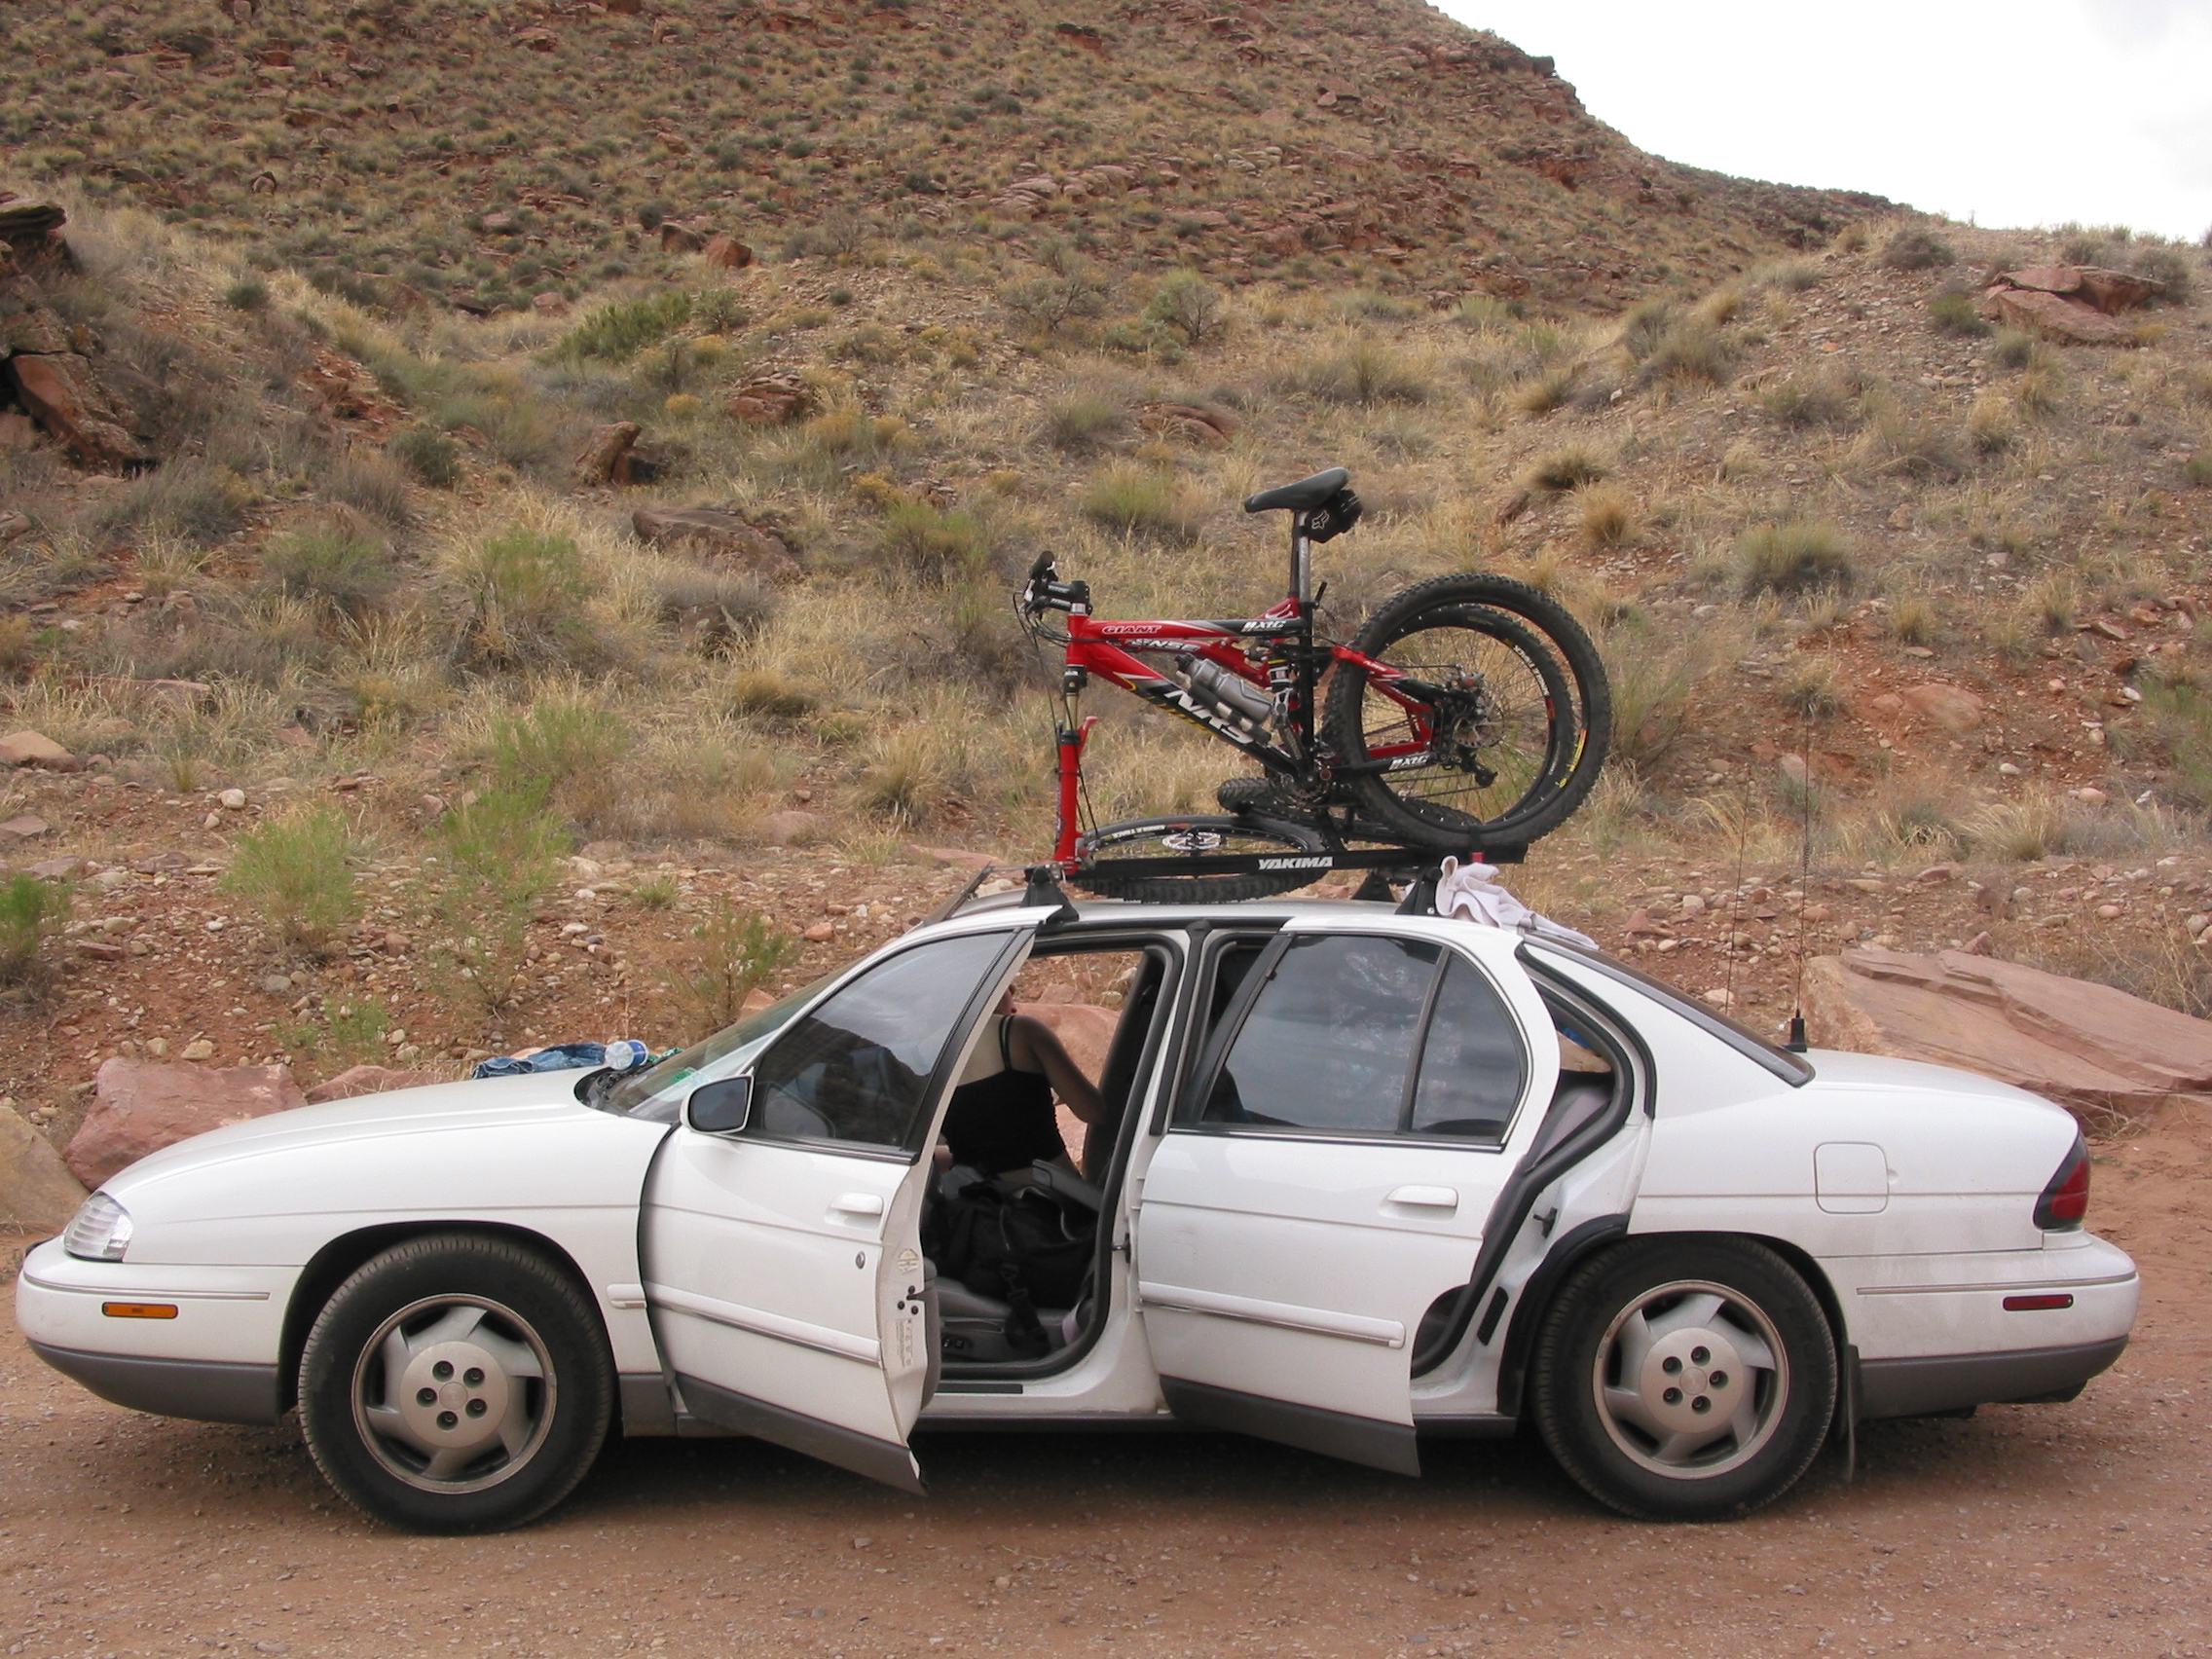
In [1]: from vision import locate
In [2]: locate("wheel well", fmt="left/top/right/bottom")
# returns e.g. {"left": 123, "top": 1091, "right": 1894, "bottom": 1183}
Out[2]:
{"left": 1495, "top": 1229, "right": 1849, "bottom": 1421}
{"left": 276, "top": 1223, "right": 600, "bottom": 1415}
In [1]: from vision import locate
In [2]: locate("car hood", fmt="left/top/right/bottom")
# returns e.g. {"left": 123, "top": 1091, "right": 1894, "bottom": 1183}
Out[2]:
{"left": 109, "top": 1072, "right": 598, "bottom": 1190}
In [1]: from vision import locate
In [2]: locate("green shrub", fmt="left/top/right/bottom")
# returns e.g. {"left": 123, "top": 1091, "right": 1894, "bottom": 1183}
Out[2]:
{"left": 1738, "top": 521, "right": 1855, "bottom": 596}
{"left": 224, "top": 276, "right": 270, "bottom": 313}
{"left": 555, "top": 290, "right": 694, "bottom": 363}
{"left": 279, "top": 995, "right": 390, "bottom": 1073}
{"left": 879, "top": 500, "right": 989, "bottom": 580}
{"left": 262, "top": 525, "right": 396, "bottom": 617}
{"left": 1760, "top": 372, "right": 1862, "bottom": 428}
{"left": 663, "top": 905, "right": 798, "bottom": 1040}
{"left": 1880, "top": 228, "right": 1955, "bottom": 271}
{"left": 1993, "top": 329, "right": 2055, "bottom": 372}
{"left": 1928, "top": 288, "right": 1991, "bottom": 336}
{"left": 1082, "top": 463, "right": 1204, "bottom": 541}
{"left": 222, "top": 805, "right": 357, "bottom": 954}
{"left": 387, "top": 425, "right": 461, "bottom": 488}
{"left": 0, "top": 871, "right": 68, "bottom": 986}
{"left": 490, "top": 698, "right": 631, "bottom": 802}
{"left": 1288, "top": 338, "right": 1429, "bottom": 405}
{"left": 2186, "top": 454, "right": 2212, "bottom": 489}
{"left": 455, "top": 529, "right": 593, "bottom": 670}
{"left": 1044, "top": 392, "right": 1126, "bottom": 450}
{"left": 433, "top": 786, "right": 571, "bottom": 1018}
{"left": 1146, "top": 271, "right": 1227, "bottom": 346}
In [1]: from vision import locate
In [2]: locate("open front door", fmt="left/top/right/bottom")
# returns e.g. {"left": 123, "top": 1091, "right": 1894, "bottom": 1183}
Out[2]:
{"left": 641, "top": 924, "right": 1036, "bottom": 1491}
{"left": 1135, "top": 924, "right": 1555, "bottom": 1474}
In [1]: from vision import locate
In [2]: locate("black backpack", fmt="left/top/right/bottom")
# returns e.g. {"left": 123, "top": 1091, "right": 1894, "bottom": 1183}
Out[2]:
{"left": 925, "top": 1182, "right": 1096, "bottom": 1355}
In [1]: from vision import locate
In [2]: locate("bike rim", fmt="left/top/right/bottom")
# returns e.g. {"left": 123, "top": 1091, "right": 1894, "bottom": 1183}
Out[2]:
{"left": 350, "top": 1294, "right": 557, "bottom": 1494}
{"left": 1081, "top": 819, "right": 1319, "bottom": 866}
{"left": 1353, "top": 613, "right": 1573, "bottom": 828}
{"left": 1591, "top": 1278, "right": 1789, "bottom": 1481}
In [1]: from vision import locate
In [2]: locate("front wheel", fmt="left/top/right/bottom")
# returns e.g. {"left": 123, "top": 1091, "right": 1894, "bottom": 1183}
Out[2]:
{"left": 1322, "top": 573, "right": 1610, "bottom": 848}
{"left": 1530, "top": 1238, "right": 1837, "bottom": 1522}
{"left": 1070, "top": 814, "right": 1329, "bottom": 903}
{"left": 298, "top": 1233, "right": 614, "bottom": 1533}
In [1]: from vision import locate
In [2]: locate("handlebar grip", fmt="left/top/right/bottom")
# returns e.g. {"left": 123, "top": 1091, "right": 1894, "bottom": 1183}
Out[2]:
{"left": 1028, "top": 552, "right": 1057, "bottom": 582}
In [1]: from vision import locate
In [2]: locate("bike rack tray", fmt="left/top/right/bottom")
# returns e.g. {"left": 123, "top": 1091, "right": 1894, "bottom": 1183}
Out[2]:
{"left": 1064, "top": 843, "right": 1524, "bottom": 883}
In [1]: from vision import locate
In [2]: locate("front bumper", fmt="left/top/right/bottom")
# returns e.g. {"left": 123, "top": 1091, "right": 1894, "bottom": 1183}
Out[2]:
{"left": 15, "top": 1239, "right": 292, "bottom": 1423}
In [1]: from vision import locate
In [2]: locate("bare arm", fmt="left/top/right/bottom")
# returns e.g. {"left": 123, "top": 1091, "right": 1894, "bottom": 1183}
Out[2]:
{"left": 1009, "top": 1015, "right": 1107, "bottom": 1124}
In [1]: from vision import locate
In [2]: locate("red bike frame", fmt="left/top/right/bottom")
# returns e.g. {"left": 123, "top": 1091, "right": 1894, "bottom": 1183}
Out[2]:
{"left": 1045, "top": 594, "right": 1455, "bottom": 864}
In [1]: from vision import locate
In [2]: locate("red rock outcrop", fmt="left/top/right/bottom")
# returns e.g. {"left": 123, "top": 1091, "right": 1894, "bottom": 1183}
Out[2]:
{"left": 65, "top": 1060, "right": 307, "bottom": 1188}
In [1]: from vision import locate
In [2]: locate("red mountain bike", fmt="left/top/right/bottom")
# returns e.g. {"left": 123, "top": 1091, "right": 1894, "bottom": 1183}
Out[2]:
{"left": 1021, "top": 466, "right": 1611, "bottom": 903}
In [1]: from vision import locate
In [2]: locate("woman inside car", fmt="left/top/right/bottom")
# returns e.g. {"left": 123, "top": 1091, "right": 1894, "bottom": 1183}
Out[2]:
{"left": 938, "top": 989, "right": 1107, "bottom": 1182}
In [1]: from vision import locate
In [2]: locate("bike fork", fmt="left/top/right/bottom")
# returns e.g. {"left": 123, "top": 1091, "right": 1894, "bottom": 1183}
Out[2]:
{"left": 1052, "top": 716, "right": 1098, "bottom": 866}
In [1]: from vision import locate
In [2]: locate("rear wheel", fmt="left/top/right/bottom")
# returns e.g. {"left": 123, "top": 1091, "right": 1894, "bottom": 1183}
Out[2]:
{"left": 1323, "top": 574, "right": 1609, "bottom": 848}
{"left": 1070, "top": 814, "right": 1328, "bottom": 903}
{"left": 1530, "top": 1238, "right": 1836, "bottom": 1522}
{"left": 298, "top": 1233, "right": 613, "bottom": 1534}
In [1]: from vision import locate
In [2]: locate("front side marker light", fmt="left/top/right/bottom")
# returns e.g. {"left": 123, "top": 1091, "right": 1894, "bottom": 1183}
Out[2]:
{"left": 101, "top": 1303, "right": 177, "bottom": 1319}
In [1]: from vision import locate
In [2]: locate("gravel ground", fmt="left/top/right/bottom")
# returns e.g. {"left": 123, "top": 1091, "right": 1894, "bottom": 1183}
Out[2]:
{"left": 4, "top": 1111, "right": 2208, "bottom": 1659}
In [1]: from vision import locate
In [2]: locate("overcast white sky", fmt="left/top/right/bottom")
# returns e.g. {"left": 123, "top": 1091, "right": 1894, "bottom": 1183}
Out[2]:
{"left": 1432, "top": 0, "right": 2212, "bottom": 241}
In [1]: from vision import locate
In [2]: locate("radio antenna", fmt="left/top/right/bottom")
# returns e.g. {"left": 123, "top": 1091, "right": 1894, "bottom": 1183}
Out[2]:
{"left": 1786, "top": 707, "right": 1815, "bottom": 1053}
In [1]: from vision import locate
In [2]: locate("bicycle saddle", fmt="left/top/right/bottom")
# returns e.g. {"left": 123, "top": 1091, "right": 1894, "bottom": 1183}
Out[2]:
{"left": 1242, "top": 466, "right": 1349, "bottom": 514}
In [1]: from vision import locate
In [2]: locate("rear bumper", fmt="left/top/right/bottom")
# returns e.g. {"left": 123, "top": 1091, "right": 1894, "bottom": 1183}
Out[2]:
{"left": 26, "top": 1341, "right": 283, "bottom": 1425}
{"left": 1859, "top": 1336, "right": 2127, "bottom": 1420}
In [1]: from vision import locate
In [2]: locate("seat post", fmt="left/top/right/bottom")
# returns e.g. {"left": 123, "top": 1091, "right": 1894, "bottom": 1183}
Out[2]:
{"left": 1290, "top": 512, "right": 1313, "bottom": 612}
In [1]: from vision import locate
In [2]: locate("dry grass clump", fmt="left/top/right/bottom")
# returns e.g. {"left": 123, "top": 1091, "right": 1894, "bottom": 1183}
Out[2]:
{"left": 880, "top": 501, "right": 991, "bottom": 581}
{"left": 1082, "top": 463, "right": 1206, "bottom": 542}
{"left": 1044, "top": 391, "right": 1128, "bottom": 451}
{"left": 1783, "top": 655, "right": 1847, "bottom": 720}
{"left": 261, "top": 521, "right": 398, "bottom": 619}
{"left": 1928, "top": 287, "right": 1991, "bottom": 337}
{"left": 1576, "top": 485, "right": 1638, "bottom": 548}
{"left": 1968, "top": 392, "right": 2016, "bottom": 454}
{"left": 1285, "top": 336, "right": 1432, "bottom": 405}
{"left": 1641, "top": 316, "right": 1737, "bottom": 387}
{"left": 1880, "top": 228, "right": 1956, "bottom": 271}
{"left": 1738, "top": 521, "right": 1853, "bottom": 596}
{"left": 1524, "top": 446, "right": 1608, "bottom": 493}
{"left": 1760, "top": 371, "right": 1865, "bottom": 430}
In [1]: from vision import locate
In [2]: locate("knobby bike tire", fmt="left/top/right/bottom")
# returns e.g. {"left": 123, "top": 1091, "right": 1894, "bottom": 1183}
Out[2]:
{"left": 1321, "top": 573, "right": 1611, "bottom": 849}
{"left": 1070, "top": 815, "right": 1329, "bottom": 903}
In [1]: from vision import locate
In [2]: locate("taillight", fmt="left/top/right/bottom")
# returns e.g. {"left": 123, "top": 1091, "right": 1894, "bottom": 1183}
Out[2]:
{"left": 2034, "top": 1133, "right": 2090, "bottom": 1232}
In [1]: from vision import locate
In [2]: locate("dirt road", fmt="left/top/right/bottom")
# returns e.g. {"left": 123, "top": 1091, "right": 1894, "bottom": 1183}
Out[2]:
{"left": 6, "top": 1113, "right": 2209, "bottom": 1659}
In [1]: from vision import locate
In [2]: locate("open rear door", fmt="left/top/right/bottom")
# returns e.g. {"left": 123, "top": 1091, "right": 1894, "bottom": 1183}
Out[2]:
{"left": 641, "top": 924, "right": 1036, "bottom": 1490}
{"left": 1135, "top": 922, "right": 1555, "bottom": 1473}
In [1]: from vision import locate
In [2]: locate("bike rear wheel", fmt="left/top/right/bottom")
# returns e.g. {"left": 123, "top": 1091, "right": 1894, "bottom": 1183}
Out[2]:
{"left": 1322, "top": 573, "right": 1610, "bottom": 849}
{"left": 1070, "top": 815, "right": 1329, "bottom": 903}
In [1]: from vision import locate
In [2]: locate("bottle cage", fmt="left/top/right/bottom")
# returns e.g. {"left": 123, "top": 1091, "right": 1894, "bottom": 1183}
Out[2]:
{"left": 1304, "top": 487, "right": 1363, "bottom": 543}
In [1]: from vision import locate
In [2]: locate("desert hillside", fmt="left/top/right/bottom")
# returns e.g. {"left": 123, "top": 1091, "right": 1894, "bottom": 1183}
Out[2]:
{"left": 0, "top": 0, "right": 2208, "bottom": 1152}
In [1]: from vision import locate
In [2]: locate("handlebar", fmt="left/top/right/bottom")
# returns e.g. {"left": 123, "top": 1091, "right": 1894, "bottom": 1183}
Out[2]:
{"left": 1022, "top": 553, "right": 1091, "bottom": 616}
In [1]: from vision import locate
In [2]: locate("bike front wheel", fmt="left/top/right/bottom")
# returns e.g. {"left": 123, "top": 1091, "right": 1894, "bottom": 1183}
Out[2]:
{"left": 1322, "top": 573, "right": 1610, "bottom": 849}
{"left": 1070, "top": 815, "right": 1330, "bottom": 903}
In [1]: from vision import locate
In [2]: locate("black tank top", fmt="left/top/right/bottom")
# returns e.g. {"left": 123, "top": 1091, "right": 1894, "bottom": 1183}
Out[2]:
{"left": 941, "top": 1017, "right": 1065, "bottom": 1176}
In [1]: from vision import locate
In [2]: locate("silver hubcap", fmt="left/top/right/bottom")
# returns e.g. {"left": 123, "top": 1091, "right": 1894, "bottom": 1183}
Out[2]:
{"left": 1593, "top": 1278, "right": 1788, "bottom": 1480}
{"left": 352, "top": 1296, "right": 555, "bottom": 1493}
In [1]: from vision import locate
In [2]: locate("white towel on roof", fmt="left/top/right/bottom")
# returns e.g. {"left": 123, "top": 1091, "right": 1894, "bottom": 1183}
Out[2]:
{"left": 1431, "top": 857, "right": 1597, "bottom": 950}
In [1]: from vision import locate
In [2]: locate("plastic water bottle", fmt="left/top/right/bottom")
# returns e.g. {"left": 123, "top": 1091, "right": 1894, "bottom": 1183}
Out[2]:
{"left": 603, "top": 1039, "right": 650, "bottom": 1072}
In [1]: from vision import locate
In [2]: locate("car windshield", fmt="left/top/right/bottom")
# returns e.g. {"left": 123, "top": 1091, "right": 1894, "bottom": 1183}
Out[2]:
{"left": 588, "top": 974, "right": 838, "bottom": 1121}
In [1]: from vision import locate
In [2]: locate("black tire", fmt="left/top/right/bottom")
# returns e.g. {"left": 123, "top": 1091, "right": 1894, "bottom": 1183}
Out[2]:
{"left": 298, "top": 1233, "right": 614, "bottom": 1534}
{"left": 1070, "top": 814, "right": 1329, "bottom": 903}
{"left": 1322, "top": 573, "right": 1610, "bottom": 848}
{"left": 1530, "top": 1237, "right": 1836, "bottom": 1523}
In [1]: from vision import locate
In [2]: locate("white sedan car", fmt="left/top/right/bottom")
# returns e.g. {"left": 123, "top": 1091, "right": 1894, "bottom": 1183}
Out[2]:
{"left": 17, "top": 893, "right": 2135, "bottom": 1532}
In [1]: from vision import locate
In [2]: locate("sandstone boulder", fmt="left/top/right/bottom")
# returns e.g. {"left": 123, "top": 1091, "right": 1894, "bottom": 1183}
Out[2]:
{"left": 1137, "top": 401, "right": 1239, "bottom": 448}
{"left": 1802, "top": 947, "right": 2212, "bottom": 1128}
{"left": 572, "top": 421, "right": 644, "bottom": 486}
{"left": 1898, "top": 683, "right": 1985, "bottom": 733}
{"left": 0, "top": 729, "right": 78, "bottom": 771}
{"left": 303, "top": 1064, "right": 442, "bottom": 1104}
{"left": 702, "top": 235, "right": 754, "bottom": 271}
{"left": 1984, "top": 285, "right": 2139, "bottom": 347}
{"left": 726, "top": 375, "right": 815, "bottom": 424}
{"left": 659, "top": 222, "right": 706, "bottom": 255}
{"left": 754, "top": 808, "right": 826, "bottom": 846}
{"left": 632, "top": 507, "right": 801, "bottom": 582}
{"left": 1994, "top": 264, "right": 2161, "bottom": 314}
{"left": 1, "top": 1105, "right": 88, "bottom": 1231}
{"left": 65, "top": 1059, "right": 307, "bottom": 1188}
{"left": 3, "top": 351, "right": 152, "bottom": 470}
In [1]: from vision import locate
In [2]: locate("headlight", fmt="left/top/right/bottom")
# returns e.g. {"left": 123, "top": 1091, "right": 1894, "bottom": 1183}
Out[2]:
{"left": 63, "top": 1193, "right": 133, "bottom": 1262}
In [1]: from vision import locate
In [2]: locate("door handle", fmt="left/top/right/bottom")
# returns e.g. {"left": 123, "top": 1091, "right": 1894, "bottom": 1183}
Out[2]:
{"left": 1385, "top": 1185, "right": 1459, "bottom": 1211}
{"left": 830, "top": 1193, "right": 885, "bottom": 1218}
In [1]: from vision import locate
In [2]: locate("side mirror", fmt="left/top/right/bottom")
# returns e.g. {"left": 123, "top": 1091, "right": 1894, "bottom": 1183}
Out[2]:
{"left": 683, "top": 1076, "right": 753, "bottom": 1136}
